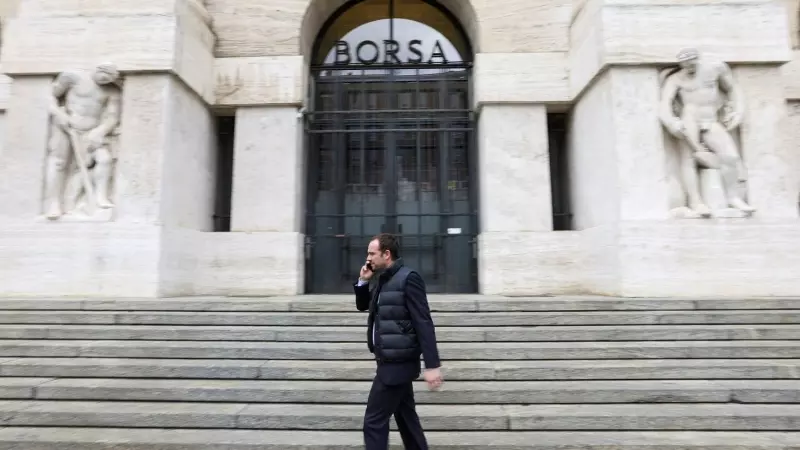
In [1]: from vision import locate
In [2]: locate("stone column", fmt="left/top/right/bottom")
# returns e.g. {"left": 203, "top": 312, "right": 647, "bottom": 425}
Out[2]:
{"left": 478, "top": 104, "right": 553, "bottom": 232}
{"left": 568, "top": 67, "right": 669, "bottom": 230}
{"left": 231, "top": 106, "right": 303, "bottom": 232}
{"left": 207, "top": 105, "right": 305, "bottom": 296}
{"left": 478, "top": 104, "right": 560, "bottom": 294}
{"left": 0, "top": 77, "right": 50, "bottom": 220}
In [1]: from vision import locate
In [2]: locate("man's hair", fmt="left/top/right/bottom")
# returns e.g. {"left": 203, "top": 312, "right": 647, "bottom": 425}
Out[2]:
{"left": 371, "top": 233, "right": 400, "bottom": 260}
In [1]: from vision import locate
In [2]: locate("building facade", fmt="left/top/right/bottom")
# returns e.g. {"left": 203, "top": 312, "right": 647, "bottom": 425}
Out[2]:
{"left": 0, "top": 0, "right": 799, "bottom": 298}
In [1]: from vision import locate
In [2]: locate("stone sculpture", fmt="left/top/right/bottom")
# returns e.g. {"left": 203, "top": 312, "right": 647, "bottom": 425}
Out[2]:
{"left": 43, "top": 63, "right": 122, "bottom": 221}
{"left": 659, "top": 48, "right": 755, "bottom": 219}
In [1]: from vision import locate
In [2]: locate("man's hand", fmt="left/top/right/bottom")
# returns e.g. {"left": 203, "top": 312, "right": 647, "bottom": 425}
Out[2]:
{"left": 359, "top": 263, "right": 374, "bottom": 283}
{"left": 722, "top": 110, "right": 742, "bottom": 131}
{"left": 86, "top": 128, "right": 107, "bottom": 151}
{"left": 51, "top": 109, "right": 71, "bottom": 131}
{"left": 423, "top": 367, "right": 443, "bottom": 391}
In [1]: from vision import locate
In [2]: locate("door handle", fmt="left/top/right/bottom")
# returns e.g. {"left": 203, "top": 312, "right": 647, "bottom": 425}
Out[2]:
{"left": 304, "top": 236, "right": 314, "bottom": 260}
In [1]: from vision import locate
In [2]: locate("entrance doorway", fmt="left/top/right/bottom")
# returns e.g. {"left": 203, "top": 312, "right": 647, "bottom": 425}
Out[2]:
{"left": 304, "top": 0, "right": 477, "bottom": 294}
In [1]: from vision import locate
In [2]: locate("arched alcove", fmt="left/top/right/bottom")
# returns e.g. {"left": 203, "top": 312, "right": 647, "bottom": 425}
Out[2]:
{"left": 300, "top": 0, "right": 479, "bottom": 63}
{"left": 301, "top": 0, "right": 479, "bottom": 294}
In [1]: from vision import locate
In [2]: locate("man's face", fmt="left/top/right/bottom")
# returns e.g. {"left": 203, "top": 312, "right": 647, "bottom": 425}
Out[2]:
{"left": 366, "top": 239, "right": 390, "bottom": 270}
{"left": 679, "top": 58, "right": 698, "bottom": 75}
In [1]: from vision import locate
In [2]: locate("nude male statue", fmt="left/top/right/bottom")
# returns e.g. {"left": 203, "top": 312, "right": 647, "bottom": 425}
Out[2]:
{"left": 659, "top": 48, "right": 754, "bottom": 217}
{"left": 44, "top": 63, "right": 122, "bottom": 220}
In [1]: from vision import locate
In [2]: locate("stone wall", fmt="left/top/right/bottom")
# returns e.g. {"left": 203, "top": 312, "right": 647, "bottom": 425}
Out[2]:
{"left": 0, "top": 0, "right": 798, "bottom": 297}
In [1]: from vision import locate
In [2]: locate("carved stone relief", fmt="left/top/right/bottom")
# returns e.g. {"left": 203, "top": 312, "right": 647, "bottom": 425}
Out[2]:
{"left": 659, "top": 48, "right": 754, "bottom": 219}
{"left": 42, "top": 63, "right": 123, "bottom": 222}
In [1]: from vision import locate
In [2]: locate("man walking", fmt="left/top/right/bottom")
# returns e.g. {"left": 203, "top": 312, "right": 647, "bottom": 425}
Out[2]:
{"left": 354, "top": 233, "right": 443, "bottom": 450}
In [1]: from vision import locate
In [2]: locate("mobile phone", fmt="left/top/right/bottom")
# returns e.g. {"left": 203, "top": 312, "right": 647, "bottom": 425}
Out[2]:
{"left": 366, "top": 262, "right": 373, "bottom": 271}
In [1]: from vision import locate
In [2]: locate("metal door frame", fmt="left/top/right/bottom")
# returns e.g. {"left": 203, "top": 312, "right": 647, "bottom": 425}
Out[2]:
{"left": 303, "top": 0, "right": 478, "bottom": 294}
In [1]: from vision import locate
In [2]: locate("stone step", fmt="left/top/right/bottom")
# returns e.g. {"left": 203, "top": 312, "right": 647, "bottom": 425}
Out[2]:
{"left": 1, "top": 339, "right": 799, "bottom": 360}
{"left": 1, "top": 310, "right": 799, "bottom": 326}
{"left": 1, "top": 401, "right": 799, "bottom": 431}
{"left": 4, "top": 358, "right": 798, "bottom": 380}
{"left": 1, "top": 378, "right": 797, "bottom": 404}
{"left": 1, "top": 296, "right": 799, "bottom": 312}
{"left": 4, "top": 324, "right": 800, "bottom": 341}
{"left": 1, "top": 427, "right": 799, "bottom": 448}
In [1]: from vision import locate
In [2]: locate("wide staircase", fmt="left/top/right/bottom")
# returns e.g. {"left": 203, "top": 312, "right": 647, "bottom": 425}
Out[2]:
{"left": 0, "top": 295, "right": 799, "bottom": 448}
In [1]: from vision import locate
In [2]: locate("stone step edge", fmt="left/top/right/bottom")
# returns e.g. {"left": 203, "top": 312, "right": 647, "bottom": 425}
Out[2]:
{"left": 2, "top": 401, "right": 800, "bottom": 431}
{"left": 1, "top": 297, "right": 799, "bottom": 312}
{"left": 1, "top": 377, "right": 798, "bottom": 405}
{"left": 5, "top": 324, "right": 800, "bottom": 343}
{"left": 1, "top": 427, "right": 800, "bottom": 448}
{"left": 4, "top": 357, "right": 799, "bottom": 381}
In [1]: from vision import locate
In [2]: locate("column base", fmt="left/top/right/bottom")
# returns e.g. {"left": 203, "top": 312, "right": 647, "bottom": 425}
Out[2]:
{"left": 478, "top": 220, "right": 800, "bottom": 297}
{"left": 0, "top": 222, "right": 305, "bottom": 297}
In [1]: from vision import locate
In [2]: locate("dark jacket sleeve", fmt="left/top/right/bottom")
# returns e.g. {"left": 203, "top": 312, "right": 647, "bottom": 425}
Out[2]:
{"left": 354, "top": 282, "right": 371, "bottom": 312}
{"left": 405, "top": 271, "right": 441, "bottom": 369}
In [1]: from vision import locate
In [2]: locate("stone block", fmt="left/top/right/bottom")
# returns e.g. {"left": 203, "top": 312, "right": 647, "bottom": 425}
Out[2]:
{"left": 478, "top": 231, "right": 582, "bottom": 296}
{"left": 1, "top": 0, "right": 214, "bottom": 102}
{"left": 571, "top": 0, "right": 792, "bottom": 96}
{"left": 190, "top": 231, "right": 304, "bottom": 296}
{"left": 0, "top": 223, "right": 162, "bottom": 298}
{"left": 784, "top": 50, "right": 800, "bottom": 99}
{"left": 231, "top": 106, "right": 303, "bottom": 232}
{"left": 4, "top": 400, "right": 241, "bottom": 429}
{"left": 568, "top": 68, "right": 669, "bottom": 229}
{"left": 0, "top": 378, "right": 49, "bottom": 399}
{"left": 0, "top": 358, "right": 263, "bottom": 379}
{"left": 506, "top": 404, "right": 800, "bottom": 431}
{"left": 473, "top": 52, "right": 569, "bottom": 105}
{"left": 214, "top": 56, "right": 304, "bottom": 106}
{"left": 472, "top": 0, "right": 572, "bottom": 53}
{"left": 0, "top": 74, "right": 10, "bottom": 111}
{"left": 478, "top": 105, "right": 553, "bottom": 232}
{"left": 206, "top": 0, "right": 307, "bottom": 57}
{"left": 0, "top": 77, "right": 50, "bottom": 219}
{"left": 616, "top": 220, "right": 800, "bottom": 297}
{"left": 0, "top": 0, "right": 19, "bottom": 18}
{"left": 734, "top": 65, "right": 799, "bottom": 219}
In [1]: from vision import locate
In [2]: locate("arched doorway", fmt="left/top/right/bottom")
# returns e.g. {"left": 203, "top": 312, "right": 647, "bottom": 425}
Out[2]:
{"left": 304, "top": 0, "right": 477, "bottom": 294}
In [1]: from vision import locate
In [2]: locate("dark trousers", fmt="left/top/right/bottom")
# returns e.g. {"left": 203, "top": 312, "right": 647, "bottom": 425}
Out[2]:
{"left": 363, "top": 375, "right": 428, "bottom": 450}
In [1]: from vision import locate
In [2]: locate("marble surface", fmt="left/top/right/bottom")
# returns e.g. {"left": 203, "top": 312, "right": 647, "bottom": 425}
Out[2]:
{"left": 474, "top": 53, "right": 569, "bottom": 105}
{"left": 571, "top": 0, "right": 792, "bottom": 97}
{"left": 0, "top": 77, "right": 52, "bottom": 220}
{"left": 734, "top": 65, "right": 799, "bottom": 219}
{"left": 0, "top": 74, "right": 10, "bottom": 112}
{"left": 478, "top": 104, "right": 553, "bottom": 232}
{"left": 214, "top": 56, "right": 304, "bottom": 106}
{"left": 231, "top": 106, "right": 302, "bottom": 232}
{"left": 0, "top": 0, "right": 214, "bottom": 102}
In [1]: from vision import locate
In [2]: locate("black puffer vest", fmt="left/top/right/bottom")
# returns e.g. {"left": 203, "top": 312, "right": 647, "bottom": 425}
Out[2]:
{"left": 367, "top": 259, "right": 420, "bottom": 363}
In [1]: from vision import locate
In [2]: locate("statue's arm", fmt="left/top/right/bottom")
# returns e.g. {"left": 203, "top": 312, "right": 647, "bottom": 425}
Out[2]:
{"left": 718, "top": 62, "right": 745, "bottom": 118}
{"left": 94, "top": 90, "right": 122, "bottom": 137}
{"left": 658, "top": 76, "right": 683, "bottom": 136}
{"left": 49, "top": 72, "right": 77, "bottom": 121}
